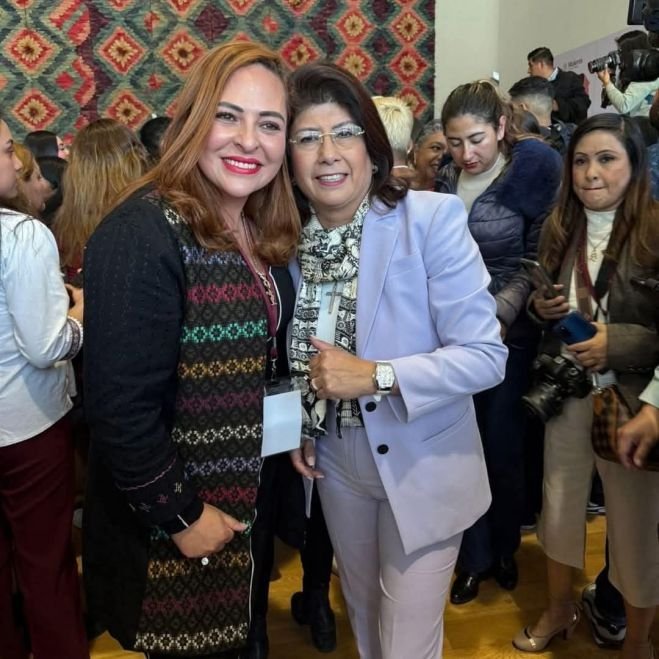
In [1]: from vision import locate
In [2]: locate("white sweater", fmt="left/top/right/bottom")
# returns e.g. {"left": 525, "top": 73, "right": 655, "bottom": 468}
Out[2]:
{"left": 605, "top": 78, "right": 659, "bottom": 117}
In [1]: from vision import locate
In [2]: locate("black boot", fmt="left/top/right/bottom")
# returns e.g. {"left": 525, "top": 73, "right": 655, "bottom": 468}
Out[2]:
{"left": 243, "top": 613, "right": 269, "bottom": 659}
{"left": 291, "top": 588, "right": 336, "bottom": 653}
{"left": 494, "top": 555, "right": 518, "bottom": 591}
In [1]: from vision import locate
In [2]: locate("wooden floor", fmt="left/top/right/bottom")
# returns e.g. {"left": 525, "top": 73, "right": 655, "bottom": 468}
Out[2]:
{"left": 88, "top": 515, "right": 658, "bottom": 659}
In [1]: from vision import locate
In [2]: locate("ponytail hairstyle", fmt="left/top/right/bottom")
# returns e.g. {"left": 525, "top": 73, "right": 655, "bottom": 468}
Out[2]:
{"left": 441, "top": 80, "right": 532, "bottom": 157}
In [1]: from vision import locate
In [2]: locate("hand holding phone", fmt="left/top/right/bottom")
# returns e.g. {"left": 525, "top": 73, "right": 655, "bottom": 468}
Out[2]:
{"left": 566, "top": 321, "right": 608, "bottom": 371}
{"left": 520, "top": 258, "right": 559, "bottom": 299}
{"left": 552, "top": 311, "right": 597, "bottom": 345}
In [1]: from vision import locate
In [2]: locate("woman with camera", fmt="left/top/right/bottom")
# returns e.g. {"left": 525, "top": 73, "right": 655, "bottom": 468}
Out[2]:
{"left": 513, "top": 114, "right": 659, "bottom": 659}
{"left": 598, "top": 30, "right": 659, "bottom": 117}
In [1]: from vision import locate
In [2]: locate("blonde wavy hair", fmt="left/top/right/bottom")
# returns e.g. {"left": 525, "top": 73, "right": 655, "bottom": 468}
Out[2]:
{"left": 53, "top": 118, "right": 148, "bottom": 268}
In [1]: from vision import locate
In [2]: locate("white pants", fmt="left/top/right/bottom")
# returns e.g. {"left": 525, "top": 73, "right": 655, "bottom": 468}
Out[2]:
{"left": 316, "top": 425, "right": 461, "bottom": 659}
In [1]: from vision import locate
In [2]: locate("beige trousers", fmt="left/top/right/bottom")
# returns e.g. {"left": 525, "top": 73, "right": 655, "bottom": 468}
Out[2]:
{"left": 538, "top": 394, "right": 659, "bottom": 606}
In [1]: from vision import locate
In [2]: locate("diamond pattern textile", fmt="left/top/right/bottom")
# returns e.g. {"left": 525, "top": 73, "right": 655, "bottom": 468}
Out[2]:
{"left": 0, "top": 1, "right": 434, "bottom": 137}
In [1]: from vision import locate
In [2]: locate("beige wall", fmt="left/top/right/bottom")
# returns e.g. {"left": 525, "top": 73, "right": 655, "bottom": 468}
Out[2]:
{"left": 434, "top": 0, "right": 633, "bottom": 113}
{"left": 434, "top": 0, "right": 501, "bottom": 114}
{"left": 498, "top": 0, "right": 632, "bottom": 89}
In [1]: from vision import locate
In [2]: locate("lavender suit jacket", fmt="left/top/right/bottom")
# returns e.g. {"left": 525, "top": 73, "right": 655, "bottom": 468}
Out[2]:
{"left": 292, "top": 190, "right": 508, "bottom": 554}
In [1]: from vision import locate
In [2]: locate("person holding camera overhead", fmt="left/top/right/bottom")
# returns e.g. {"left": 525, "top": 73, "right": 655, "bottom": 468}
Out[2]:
{"left": 598, "top": 30, "right": 659, "bottom": 117}
{"left": 513, "top": 114, "right": 659, "bottom": 659}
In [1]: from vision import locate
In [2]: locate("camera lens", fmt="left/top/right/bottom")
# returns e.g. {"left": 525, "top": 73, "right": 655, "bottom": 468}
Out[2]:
{"left": 522, "top": 382, "right": 564, "bottom": 423}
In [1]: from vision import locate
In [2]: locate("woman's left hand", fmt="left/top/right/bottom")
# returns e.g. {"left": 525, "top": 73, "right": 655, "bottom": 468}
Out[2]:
{"left": 308, "top": 337, "right": 376, "bottom": 400}
{"left": 597, "top": 69, "right": 611, "bottom": 85}
{"left": 566, "top": 322, "right": 608, "bottom": 371}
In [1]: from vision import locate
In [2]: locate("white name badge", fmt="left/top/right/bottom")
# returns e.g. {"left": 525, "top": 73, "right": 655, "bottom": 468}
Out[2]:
{"left": 261, "top": 389, "right": 302, "bottom": 457}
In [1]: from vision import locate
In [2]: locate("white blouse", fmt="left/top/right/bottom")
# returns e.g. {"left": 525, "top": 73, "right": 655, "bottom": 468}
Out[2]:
{"left": 0, "top": 210, "right": 79, "bottom": 446}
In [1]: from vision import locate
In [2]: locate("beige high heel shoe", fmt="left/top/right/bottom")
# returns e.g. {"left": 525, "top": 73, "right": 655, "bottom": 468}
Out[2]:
{"left": 512, "top": 604, "right": 580, "bottom": 652}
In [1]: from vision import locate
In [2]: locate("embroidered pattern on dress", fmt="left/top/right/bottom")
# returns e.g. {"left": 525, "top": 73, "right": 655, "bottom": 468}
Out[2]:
{"left": 134, "top": 198, "right": 266, "bottom": 654}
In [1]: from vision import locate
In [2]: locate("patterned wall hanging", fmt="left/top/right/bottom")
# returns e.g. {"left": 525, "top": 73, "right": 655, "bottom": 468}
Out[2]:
{"left": 0, "top": 0, "right": 434, "bottom": 139}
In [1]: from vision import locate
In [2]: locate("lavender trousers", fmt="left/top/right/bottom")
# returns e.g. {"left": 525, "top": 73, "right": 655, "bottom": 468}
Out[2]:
{"left": 316, "top": 423, "right": 461, "bottom": 659}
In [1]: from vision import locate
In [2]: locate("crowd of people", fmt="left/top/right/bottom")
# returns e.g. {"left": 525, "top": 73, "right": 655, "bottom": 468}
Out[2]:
{"left": 0, "top": 34, "right": 657, "bottom": 659}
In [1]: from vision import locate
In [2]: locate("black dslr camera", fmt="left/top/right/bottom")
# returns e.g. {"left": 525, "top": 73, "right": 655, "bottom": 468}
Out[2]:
{"left": 588, "top": 46, "right": 659, "bottom": 108}
{"left": 522, "top": 354, "right": 592, "bottom": 423}
{"left": 588, "top": 47, "right": 659, "bottom": 80}
{"left": 588, "top": 50, "right": 621, "bottom": 74}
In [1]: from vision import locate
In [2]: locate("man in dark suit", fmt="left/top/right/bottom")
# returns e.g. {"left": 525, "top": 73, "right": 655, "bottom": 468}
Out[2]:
{"left": 527, "top": 46, "right": 591, "bottom": 124}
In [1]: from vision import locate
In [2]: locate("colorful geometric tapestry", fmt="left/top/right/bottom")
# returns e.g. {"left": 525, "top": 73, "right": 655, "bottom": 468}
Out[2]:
{"left": 0, "top": 1, "right": 434, "bottom": 139}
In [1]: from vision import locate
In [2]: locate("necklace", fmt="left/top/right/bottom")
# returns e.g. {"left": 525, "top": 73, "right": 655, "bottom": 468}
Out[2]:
{"left": 586, "top": 234, "right": 609, "bottom": 262}
{"left": 240, "top": 212, "right": 276, "bottom": 306}
{"left": 256, "top": 270, "right": 276, "bottom": 306}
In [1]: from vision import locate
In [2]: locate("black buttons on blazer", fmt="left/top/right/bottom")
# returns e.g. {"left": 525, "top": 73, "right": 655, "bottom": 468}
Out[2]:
{"left": 377, "top": 444, "right": 389, "bottom": 455}
{"left": 365, "top": 401, "right": 377, "bottom": 412}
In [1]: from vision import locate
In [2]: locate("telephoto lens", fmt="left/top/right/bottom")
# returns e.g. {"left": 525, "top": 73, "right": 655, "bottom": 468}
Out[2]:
{"left": 588, "top": 50, "right": 620, "bottom": 74}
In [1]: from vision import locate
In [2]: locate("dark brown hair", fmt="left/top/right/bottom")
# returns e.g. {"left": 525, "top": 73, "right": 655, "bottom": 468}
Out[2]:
{"left": 441, "top": 81, "right": 531, "bottom": 157}
{"left": 539, "top": 113, "right": 659, "bottom": 273}
{"left": 287, "top": 61, "right": 406, "bottom": 223}
{"left": 112, "top": 41, "right": 300, "bottom": 265}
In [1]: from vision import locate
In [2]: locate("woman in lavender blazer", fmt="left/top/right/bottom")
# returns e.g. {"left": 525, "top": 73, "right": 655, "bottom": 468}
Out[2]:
{"left": 286, "top": 62, "right": 508, "bottom": 659}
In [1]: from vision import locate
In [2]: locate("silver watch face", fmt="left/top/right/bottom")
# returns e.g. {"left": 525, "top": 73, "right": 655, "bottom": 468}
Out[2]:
{"left": 376, "top": 362, "right": 395, "bottom": 390}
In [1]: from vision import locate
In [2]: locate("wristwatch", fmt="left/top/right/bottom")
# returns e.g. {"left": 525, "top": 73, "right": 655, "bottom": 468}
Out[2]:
{"left": 374, "top": 362, "right": 396, "bottom": 396}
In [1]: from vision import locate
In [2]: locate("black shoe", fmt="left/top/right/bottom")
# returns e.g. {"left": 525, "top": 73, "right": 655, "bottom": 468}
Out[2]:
{"left": 291, "top": 589, "right": 337, "bottom": 653}
{"left": 494, "top": 556, "right": 518, "bottom": 591}
{"left": 450, "top": 572, "right": 482, "bottom": 605}
{"left": 243, "top": 614, "right": 269, "bottom": 659}
{"left": 84, "top": 614, "right": 107, "bottom": 642}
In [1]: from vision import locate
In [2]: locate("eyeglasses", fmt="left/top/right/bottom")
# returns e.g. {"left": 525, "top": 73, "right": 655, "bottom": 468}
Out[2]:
{"left": 289, "top": 123, "right": 365, "bottom": 151}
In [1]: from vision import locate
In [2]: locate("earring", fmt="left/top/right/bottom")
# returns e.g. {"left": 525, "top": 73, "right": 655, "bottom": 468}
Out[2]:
{"left": 372, "top": 164, "right": 379, "bottom": 173}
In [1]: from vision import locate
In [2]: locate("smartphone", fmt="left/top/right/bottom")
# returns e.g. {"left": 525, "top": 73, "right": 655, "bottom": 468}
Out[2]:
{"left": 552, "top": 311, "right": 597, "bottom": 345}
{"left": 519, "top": 258, "right": 559, "bottom": 299}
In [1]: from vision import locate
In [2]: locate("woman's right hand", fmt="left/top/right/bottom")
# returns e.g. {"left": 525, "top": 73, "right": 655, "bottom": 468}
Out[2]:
{"left": 616, "top": 404, "right": 659, "bottom": 469}
{"left": 66, "top": 284, "right": 84, "bottom": 323}
{"left": 171, "top": 503, "right": 247, "bottom": 558}
{"left": 532, "top": 285, "right": 570, "bottom": 321}
{"left": 290, "top": 438, "right": 324, "bottom": 480}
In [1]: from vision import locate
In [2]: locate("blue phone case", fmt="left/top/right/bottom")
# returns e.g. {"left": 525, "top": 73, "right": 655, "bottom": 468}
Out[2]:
{"left": 551, "top": 311, "right": 596, "bottom": 345}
